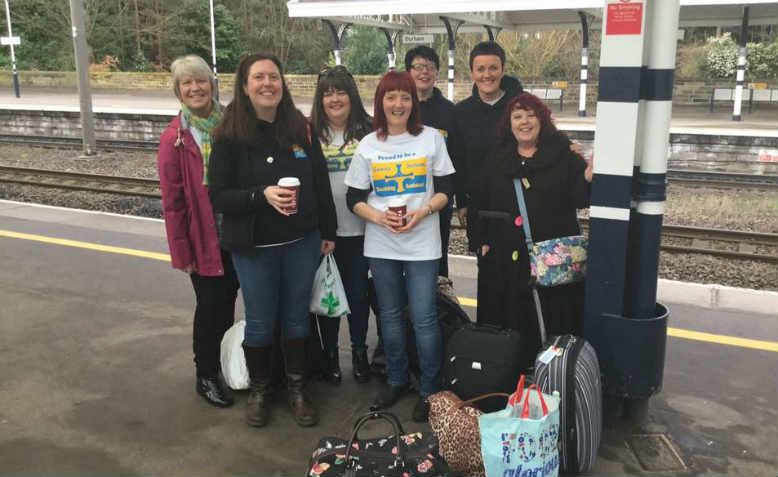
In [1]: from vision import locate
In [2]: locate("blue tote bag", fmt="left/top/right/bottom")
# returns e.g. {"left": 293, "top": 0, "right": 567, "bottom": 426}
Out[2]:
{"left": 478, "top": 381, "right": 560, "bottom": 477}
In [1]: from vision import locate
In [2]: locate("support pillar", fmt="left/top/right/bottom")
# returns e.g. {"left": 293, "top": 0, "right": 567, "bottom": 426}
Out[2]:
{"left": 441, "top": 17, "right": 463, "bottom": 102}
{"left": 2, "top": 0, "right": 19, "bottom": 98}
{"left": 578, "top": 11, "right": 589, "bottom": 117}
{"left": 381, "top": 28, "right": 399, "bottom": 71}
{"left": 69, "top": 0, "right": 96, "bottom": 156}
{"left": 733, "top": 7, "right": 749, "bottom": 121}
{"left": 323, "top": 20, "right": 350, "bottom": 66}
{"left": 484, "top": 26, "right": 502, "bottom": 42}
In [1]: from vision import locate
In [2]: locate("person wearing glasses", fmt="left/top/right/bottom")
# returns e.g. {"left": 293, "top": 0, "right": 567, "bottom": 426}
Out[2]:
{"left": 345, "top": 71, "right": 455, "bottom": 422}
{"left": 158, "top": 55, "right": 240, "bottom": 409}
{"left": 405, "top": 45, "right": 457, "bottom": 279}
{"left": 309, "top": 65, "right": 373, "bottom": 385}
{"left": 208, "top": 53, "right": 337, "bottom": 428}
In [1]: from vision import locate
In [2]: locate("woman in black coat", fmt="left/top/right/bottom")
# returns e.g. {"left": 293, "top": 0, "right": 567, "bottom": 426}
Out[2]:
{"left": 477, "top": 92, "right": 593, "bottom": 353}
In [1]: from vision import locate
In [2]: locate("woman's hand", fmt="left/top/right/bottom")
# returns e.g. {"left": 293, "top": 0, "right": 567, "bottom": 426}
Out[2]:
{"left": 264, "top": 186, "right": 295, "bottom": 216}
{"left": 321, "top": 240, "right": 335, "bottom": 255}
{"left": 585, "top": 154, "right": 594, "bottom": 183}
{"left": 570, "top": 141, "right": 584, "bottom": 157}
{"left": 374, "top": 208, "right": 405, "bottom": 233}
{"left": 395, "top": 208, "right": 428, "bottom": 233}
{"left": 181, "top": 263, "right": 197, "bottom": 274}
{"left": 480, "top": 244, "right": 490, "bottom": 256}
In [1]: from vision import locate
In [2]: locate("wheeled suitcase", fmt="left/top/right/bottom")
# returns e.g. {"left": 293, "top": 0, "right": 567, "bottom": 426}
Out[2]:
{"left": 442, "top": 323, "right": 533, "bottom": 413}
{"left": 532, "top": 288, "right": 602, "bottom": 474}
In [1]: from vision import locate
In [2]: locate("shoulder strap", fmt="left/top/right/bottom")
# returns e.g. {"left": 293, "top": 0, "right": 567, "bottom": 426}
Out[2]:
{"left": 513, "top": 178, "right": 534, "bottom": 249}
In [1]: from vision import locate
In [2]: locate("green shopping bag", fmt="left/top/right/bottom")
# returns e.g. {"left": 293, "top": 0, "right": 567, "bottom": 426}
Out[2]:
{"left": 309, "top": 254, "right": 351, "bottom": 317}
{"left": 478, "top": 381, "right": 560, "bottom": 477}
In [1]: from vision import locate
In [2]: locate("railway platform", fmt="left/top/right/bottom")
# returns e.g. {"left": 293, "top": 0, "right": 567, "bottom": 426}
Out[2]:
{"left": 0, "top": 86, "right": 776, "bottom": 137}
{"left": 0, "top": 200, "right": 775, "bottom": 475}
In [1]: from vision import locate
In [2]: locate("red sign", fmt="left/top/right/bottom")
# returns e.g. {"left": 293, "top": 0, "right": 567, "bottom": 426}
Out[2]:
{"left": 606, "top": 2, "right": 643, "bottom": 35}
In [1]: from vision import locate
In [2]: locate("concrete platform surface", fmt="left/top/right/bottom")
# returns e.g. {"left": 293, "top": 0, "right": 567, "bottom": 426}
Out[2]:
{"left": 0, "top": 200, "right": 776, "bottom": 476}
{"left": 0, "top": 86, "right": 776, "bottom": 137}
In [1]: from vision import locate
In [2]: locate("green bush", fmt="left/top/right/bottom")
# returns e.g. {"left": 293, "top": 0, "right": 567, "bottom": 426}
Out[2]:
{"left": 704, "top": 33, "right": 738, "bottom": 78}
{"left": 746, "top": 40, "right": 778, "bottom": 79}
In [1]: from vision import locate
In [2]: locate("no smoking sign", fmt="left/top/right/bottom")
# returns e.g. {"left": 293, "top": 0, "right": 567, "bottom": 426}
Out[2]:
{"left": 606, "top": 1, "right": 643, "bottom": 35}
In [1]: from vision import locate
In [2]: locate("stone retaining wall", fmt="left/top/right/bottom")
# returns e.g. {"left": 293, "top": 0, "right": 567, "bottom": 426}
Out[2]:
{"left": 1, "top": 71, "right": 776, "bottom": 107}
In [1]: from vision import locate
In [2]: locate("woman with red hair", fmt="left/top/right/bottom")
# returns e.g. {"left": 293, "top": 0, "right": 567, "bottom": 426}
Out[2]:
{"left": 477, "top": 92, "right": 593, "bottom": 355}
{"left": 344, "top": 71, "right": 455, "bottom": 422}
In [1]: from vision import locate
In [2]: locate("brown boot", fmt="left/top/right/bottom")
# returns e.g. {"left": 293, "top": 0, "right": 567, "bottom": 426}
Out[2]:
{"left": 243, "top": 344, "right": 273, "bottom": 427}
{"left": 284, "top": 338, "right": 318, "bottom": 427}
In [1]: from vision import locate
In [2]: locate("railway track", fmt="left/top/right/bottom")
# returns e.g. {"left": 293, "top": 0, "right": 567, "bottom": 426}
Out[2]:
{"left": 1, "top": 134, "right": 776, "bottom": 189}
{"left": 0, "top": 165, "right": 776, "bottom": 263}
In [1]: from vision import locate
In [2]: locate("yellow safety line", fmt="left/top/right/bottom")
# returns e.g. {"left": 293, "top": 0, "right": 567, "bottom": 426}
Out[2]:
{"left": 2, "top": 228, "right": 775, "bottom": 353}
{"left": 0, "top": 229, "right": 171, "bottom": 262}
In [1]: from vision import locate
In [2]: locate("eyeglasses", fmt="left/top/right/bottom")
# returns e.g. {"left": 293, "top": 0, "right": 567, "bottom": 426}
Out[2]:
{"left": 318, "top": 65, "right": 353, "bottom": 80}
{"left": 410, "top": 63, "right": 437, "bottom": 72}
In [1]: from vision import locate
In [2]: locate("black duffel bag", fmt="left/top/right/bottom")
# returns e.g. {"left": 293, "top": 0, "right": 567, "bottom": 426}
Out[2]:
{"left": 307, "top": 411, "right": 449, "bottom": 477}
{"left": 442, "top": 323, "right": 533, "bottom": 413}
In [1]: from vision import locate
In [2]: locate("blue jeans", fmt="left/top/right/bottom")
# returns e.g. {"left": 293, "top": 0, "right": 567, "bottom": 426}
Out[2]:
{"left": 232, "top": 230, "right": 321, "bottom": 347}
{"left": 438, "top": 202, "right": 453, "bottom": 277}
{"left": 317, "top": 235, "right": 370, "bottom": 352}
{"left": 368, "top": 258, "right": 441, "bottom": 397}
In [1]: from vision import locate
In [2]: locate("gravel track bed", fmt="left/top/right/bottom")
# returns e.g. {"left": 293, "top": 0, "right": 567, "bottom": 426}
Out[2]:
{"left": 1, "top": 145, "right": 776, "bottom": 291}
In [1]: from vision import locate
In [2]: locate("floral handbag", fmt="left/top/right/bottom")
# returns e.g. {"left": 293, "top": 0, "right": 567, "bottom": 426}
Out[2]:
{"left": 307, "top": 411, "right": 449, "bottom": 477}
{"left": 513, "top": 179, "right": 587, "bottom": 287}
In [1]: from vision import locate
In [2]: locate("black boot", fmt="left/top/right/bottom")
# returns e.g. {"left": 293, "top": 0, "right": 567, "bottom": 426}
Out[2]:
{"left": 352, "top": 346, "right": 371, "bottom": 383}
{"left": 323, "top": 349, "right": 342, "bottom": 385}
{"left": 196, "top": 374, "right": 234, "bottom": 408}
{"left": 243, "top": 344, "right": 273, "bottom": 427}
{"left": 285, "top": 338, "right": 318, "bottom": 427}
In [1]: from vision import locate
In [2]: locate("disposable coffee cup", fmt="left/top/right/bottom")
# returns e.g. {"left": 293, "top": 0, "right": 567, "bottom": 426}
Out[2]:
{"left": 278, "top": 177, "right": 300, "bottom": 214}
{"left": 387, "top": 197, "right": 407, "bottom": 226}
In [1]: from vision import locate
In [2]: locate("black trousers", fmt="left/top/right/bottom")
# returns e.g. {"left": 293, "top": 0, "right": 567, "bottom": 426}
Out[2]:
{"left": 189, "top": 250, "right": 240, "bottom": 378}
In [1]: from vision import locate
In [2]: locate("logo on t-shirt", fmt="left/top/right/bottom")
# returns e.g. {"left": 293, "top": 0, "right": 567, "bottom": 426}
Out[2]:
{"left": 292, "top": 144, "right": 308, "bottom": 159}
{"left": 371, "top": 156, "right": 427, "bottom": 196}
{"left": 438, "top": 129, "right": 448, "bottom": 143}
{"left": 322, "top": 142, "right": 357, "bottom": 172}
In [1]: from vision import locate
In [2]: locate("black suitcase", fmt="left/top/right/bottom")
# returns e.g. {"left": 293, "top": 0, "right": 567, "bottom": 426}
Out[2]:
{"left": 531, "top": 288, "right": 602, "bottom": 474}
{"left": 442, "top": 323, "right": 532, "bottom": 412}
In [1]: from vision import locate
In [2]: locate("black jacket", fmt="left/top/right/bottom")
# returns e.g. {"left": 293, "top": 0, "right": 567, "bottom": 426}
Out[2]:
{"left": 451, "top": 75, "right": 523, "bottom": 249}
{"left": 207, "top": 120, "right": 337, "bottom": 251}
{"left": 419, "top": 87, "right": 456, "bottom": 143}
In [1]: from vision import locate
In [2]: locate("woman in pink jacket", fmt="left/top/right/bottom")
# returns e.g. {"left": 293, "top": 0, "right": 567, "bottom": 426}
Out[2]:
{"left": 158, "top": 55, "right": 239, "bottom": 408}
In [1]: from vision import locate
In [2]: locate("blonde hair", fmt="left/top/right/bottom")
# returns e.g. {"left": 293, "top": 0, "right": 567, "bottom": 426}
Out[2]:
{"left": 170, "top": 55, "right": 215, "bottom": 100}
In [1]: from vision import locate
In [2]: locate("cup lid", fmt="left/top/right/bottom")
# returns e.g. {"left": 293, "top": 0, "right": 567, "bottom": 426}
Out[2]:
{"left": 278, "top": 177, "right": 300, "bottom": 187}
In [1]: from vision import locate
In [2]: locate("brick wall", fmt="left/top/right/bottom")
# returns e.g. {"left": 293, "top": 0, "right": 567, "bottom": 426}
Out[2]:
{"left": 0, "top": 71, "right": 775, "bottom": 107}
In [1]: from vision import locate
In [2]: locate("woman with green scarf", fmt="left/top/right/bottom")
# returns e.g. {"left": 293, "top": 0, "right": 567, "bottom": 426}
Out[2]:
{"left": 158, "top": 55, "right": 239, "bottom": 408}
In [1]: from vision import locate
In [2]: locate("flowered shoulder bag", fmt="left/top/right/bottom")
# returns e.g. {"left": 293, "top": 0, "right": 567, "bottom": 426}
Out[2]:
{"left": 513, "top": 179, "right": 587, "bottom": 287}
{"left": 307, "top": 411, "right": 450, "bottom": 477}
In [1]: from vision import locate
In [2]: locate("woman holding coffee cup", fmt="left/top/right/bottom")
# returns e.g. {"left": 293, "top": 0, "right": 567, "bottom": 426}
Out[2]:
{"left": 344, "top": 71, "right": 455, "bottom": 423}
{"left": 310, "top": 65, "right": 374, "bottom": 385}
{"left": 208, "top": 53, "right": 337, "bottom": 428}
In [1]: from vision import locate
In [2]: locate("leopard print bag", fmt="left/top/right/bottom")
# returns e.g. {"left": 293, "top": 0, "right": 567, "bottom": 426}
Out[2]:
{"left": 428, "top": 391, "right": 510, "bottom": 477}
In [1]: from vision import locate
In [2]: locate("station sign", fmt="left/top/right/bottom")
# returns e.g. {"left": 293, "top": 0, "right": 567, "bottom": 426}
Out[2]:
{"left": 606, "top": 1, "right": 643, "bottom": 36}
{"left": 552, "top": 81, "right": 568, "bottom": 89}
{"left": 0, "top": 36, "right": 20, "bottom": 46}
{"left": 749, "top": 83, "right": 768, "bottom": 90}
{"left": 402, "top": 34, "right": 433, "bottom": 44}
{"left": 758, "top": 149, "right": 778, "bottom": 163}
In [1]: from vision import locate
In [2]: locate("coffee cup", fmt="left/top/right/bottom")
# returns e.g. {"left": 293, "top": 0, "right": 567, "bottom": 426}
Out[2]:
{"left": 387, "top": 197, "right": 407, "bottom": 226}
{"left": 278, "top": 177, "right": 300, "bottom": 214}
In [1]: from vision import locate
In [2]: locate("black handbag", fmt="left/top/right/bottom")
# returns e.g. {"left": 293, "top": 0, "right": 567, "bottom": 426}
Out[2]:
{"left": 307, "top": 411, "right": 449, "bottom": 477}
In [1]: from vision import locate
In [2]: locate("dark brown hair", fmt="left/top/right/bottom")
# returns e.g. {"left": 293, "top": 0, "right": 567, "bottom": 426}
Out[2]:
{"left": 372, "top": 71, "right": 423, "bottom": 141}
{"left": 310, "top": 65, "right": 372, "bottom": 147}
{"left": 496, "top": 92, "right": 559, "bottom": 150}
{"left": 215, "top": 53, "right": 308, "bottom": 150}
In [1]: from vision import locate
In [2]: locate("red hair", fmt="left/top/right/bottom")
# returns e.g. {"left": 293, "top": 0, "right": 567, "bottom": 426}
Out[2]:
{"left": 496, "top": 92, "right": 558, "bottom": 147}
{"left": 372, "top": 71, "right": 423, "bottom": 140}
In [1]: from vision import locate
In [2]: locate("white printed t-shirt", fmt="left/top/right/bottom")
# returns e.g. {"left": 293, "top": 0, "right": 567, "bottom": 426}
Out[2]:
{"left": 322, "top": 129, "right": 366, "bottom": 237}
{"left": 344, "top": 126, "right": 455, "bottom": 261}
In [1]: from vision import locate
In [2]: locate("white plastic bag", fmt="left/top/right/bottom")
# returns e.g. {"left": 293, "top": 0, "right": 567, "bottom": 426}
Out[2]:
{"left": 309, "top": 254, "right": 350, "bottom": 317}
{"left": 220, "top": 320, "right": 249, "bottom": 390}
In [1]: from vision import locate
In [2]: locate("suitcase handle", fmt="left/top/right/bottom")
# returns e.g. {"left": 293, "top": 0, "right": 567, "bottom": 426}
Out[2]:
{"left": 345, "top": 411, "right": 407, "bottom": 469}
{"left": 455, "top": 392, "right": 511, "bottom": 410}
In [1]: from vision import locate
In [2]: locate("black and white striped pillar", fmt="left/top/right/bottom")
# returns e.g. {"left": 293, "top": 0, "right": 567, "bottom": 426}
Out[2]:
{"left": 578, "top": 11, "right": 589, "bottom": 117}
{"left": 583, "top": 0, "right": 648, "bottom": 341}
{"left": 732, "top": 7, "right": 749, "bottom": 121}
{"left": 323, "top": 20, "right": 349, "bottom": 66}
{"left": 624, "top": 0, "right": 679, "bottom": 319}
{"left": 441, "top": 17, "right": 461, "bottom": 102}
{"left": 381, "top": 28, "right": 397, "bottom": 71}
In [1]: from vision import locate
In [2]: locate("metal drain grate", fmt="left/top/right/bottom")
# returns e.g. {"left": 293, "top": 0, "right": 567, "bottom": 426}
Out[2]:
{"left": 627, "top": 433, "right": 687, "bottom": 472}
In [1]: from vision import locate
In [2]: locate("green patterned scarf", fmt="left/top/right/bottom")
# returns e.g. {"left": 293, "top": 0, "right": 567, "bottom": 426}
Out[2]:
{"left": 182, "top": 102, "right": 222, "bottom": 185}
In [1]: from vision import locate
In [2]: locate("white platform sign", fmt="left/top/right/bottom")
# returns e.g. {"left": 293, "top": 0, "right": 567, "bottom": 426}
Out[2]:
{"left": 1, "top": 36, "right": 20, "bottom": 46}
{"left": 402, "top": 34, "right": 433, "bottom": 44}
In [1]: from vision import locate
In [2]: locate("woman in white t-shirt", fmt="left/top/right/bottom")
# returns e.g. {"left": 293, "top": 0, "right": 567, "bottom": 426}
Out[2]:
{"left": 344, "top": 71, "right": 455, "bottom": 422}
{"left": 310, "top": 65, "right": 373, "bottom": 385}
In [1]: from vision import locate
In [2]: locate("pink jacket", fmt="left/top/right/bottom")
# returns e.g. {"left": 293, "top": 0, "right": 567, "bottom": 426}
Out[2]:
{"left": 158, "top": 114, "right": 225, "bottom": 276}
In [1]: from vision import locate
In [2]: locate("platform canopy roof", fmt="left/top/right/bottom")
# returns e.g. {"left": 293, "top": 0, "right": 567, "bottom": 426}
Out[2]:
{"left": 287, "top": 0, "right": 778, "bottom": 33}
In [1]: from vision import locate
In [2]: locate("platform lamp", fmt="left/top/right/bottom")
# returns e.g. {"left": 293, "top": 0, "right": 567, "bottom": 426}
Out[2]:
{"left": 2, "top": 0, "right": 20, "bottom": 98}
{"left": 208, "top": 0, "right": 219, "bottom": 102}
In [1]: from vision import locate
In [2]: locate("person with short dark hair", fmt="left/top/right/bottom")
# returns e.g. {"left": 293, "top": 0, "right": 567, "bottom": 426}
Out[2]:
{"left": 405, "top": 45, "right": 457, "bottom": 278}
{"left": 451, "top": 41, "right": 523, "bottom": 323}
{"left": 208, "top": 53, "right": 337, "bottom": 428}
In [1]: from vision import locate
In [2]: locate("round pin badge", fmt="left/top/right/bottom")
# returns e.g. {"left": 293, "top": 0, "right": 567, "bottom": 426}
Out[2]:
{"left": 267, "top": 156, "right": 274, "bottom": 164}
{"left": 514, "top": 216, "right": 523, "bottom": 227}
{"left": 512, "top": 250, "right": 519, "bottom": 261}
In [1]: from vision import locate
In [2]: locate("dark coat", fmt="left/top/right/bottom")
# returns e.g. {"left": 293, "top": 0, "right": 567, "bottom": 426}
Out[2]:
{"left": 451, "top": 75, "right": 523, "bottom": 249}
{"left": 475, "top": 131, "right": 590, "bottom": 350}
